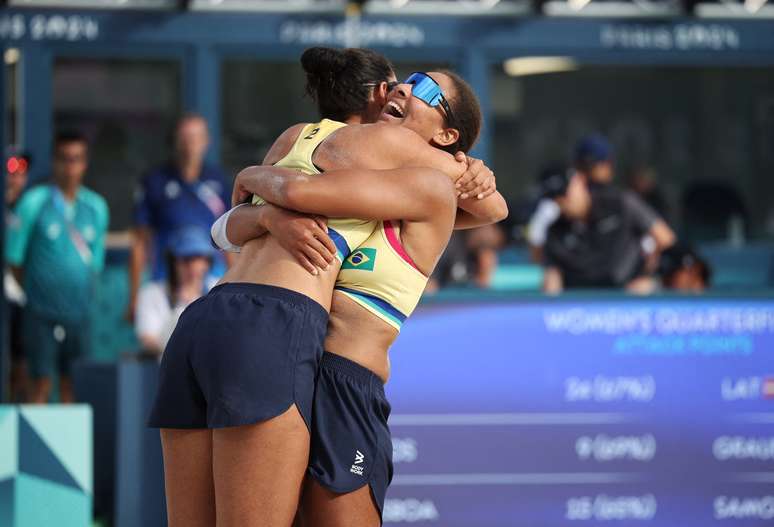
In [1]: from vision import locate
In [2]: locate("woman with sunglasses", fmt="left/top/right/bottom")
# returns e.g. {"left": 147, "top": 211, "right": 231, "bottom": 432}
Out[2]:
{"left": 225, "top": 65, "right": 505, "bottom": 527}
{"left": 151, "top": 47, "right": 506, "bottom": 527}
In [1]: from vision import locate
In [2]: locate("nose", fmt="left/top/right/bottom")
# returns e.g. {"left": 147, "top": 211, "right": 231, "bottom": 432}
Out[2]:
{"left": 394, "top": 83, "right": 412, "bottom": 99}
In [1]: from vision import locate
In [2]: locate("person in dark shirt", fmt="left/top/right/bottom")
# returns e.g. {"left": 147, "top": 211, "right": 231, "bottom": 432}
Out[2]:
{"left": 527, "top": 133, "right": 614, "bottom": 264}
{"left": 128, "top": 114, "right": 233, "bottom": 319}
{"left": 628, "top": 165, "right": 669, "bottom": 219}
{"left": 659, "top": 245, "right": 711, "bottom": 293}
{"left": 5, "top": 151, "right": 31, "bottom": 401}
{"left": 574, "top": 133, "right": 614, "bottom": 186}
{"left": 540, "top": 165, "right": 675, "bottom": 294}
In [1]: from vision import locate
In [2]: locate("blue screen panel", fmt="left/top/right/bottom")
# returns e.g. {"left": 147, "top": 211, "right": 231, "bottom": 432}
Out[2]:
{"left": 384, "top": 299, "right": 774, "bottom": 526}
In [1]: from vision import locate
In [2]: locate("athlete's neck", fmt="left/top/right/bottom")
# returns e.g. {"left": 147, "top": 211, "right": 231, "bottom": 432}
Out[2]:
{"left": 344, "top": 115, "right": 364, "bottom": 125}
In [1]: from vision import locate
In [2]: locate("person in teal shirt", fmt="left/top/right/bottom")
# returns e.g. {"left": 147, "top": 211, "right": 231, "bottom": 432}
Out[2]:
{"left": 6, "top": 131, "right": 109, "bottom": 403}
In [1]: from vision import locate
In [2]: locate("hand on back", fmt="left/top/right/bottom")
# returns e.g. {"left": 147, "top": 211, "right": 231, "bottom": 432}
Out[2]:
{"left": 265, "top": 207, "right": 336, "bottom": 276}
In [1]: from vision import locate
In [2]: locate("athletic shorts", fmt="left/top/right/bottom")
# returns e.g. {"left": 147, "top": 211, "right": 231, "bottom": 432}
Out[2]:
{"left": 308, "top": 352, "right": 393, "bottom": 521}
{"left": 147, "top": 283, "right": 328, "bottom": 430}
{"left": 22, "top": 310, "right": 89, "bottom": 379}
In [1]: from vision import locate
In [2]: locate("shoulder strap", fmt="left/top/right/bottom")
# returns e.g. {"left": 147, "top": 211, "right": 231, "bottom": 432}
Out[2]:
{"left": 50, "top": 189, "right": 93, "bottom": 266}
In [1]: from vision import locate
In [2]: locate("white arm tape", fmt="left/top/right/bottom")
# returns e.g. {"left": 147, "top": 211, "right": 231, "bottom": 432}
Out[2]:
{"left": 211, "top": 204, "right": 246, "bottom": 253}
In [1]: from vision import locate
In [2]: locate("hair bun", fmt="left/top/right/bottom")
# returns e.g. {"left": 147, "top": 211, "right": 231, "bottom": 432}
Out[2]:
{"left": 301, "top": 47, "right": 348, "bottom": 77}
{"left": 301, "top": 47, "right": 394, "bottom": 122}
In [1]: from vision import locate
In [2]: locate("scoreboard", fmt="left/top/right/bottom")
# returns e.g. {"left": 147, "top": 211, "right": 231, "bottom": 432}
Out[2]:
{"left": 384, "top": 298, "right": 774, "bottom": 525}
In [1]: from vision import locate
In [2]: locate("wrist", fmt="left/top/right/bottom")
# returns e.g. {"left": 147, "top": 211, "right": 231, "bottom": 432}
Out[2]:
{"left": 257, "top": 204, "right": 273, "bottom": 232}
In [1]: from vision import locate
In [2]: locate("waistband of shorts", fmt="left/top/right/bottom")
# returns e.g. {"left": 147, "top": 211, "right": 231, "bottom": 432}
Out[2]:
{"left": 210, "top": 282, "right": 327, "bottom": 319}
{"left": 320, "top": 352, "right": 385, "bottom": 396}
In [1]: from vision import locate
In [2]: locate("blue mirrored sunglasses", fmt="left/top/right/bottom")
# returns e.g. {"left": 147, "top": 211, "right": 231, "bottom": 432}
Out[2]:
{"left": 404, "top": 72, "right": 455, "bottom": 127}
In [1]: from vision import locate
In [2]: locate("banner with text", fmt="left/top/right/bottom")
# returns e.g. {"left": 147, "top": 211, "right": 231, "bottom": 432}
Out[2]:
{"left": 384, "top": 299, "right": 774, "bottom": 526}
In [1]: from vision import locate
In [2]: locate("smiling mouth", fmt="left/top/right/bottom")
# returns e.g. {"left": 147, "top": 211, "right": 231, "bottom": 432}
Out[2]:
{"left": 384, "top": 101, "right": 405, "bottom": 118}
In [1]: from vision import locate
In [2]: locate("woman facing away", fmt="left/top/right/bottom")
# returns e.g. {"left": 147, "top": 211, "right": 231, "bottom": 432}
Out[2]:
{"left": 218, "top": 52, "right": 507, "bottom": 526}
{"left": 150, "top": 47, "right": 506, "bottom": 527}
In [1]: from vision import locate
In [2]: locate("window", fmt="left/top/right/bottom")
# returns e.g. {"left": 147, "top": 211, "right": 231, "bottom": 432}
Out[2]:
{"left": 490, "top": 64, "right": 774, "bottom": 240}
{"left": 221, "top": 60, "right": 317, "bottom": 178}
{"left": 220, "top": 58, "right": 452, "bottom": 178}
{"left": 53, "top": 58, "right": 181, "bottom": 231}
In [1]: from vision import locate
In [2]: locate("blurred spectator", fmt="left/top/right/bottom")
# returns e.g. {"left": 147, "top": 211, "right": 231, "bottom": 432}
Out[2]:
{"left": 527, "top": 134, "right": 614, "bottom": 262}
{"left": 628, "top": 165, "right": 668, "bottom": 219}
{"left": 574, "top": 133, "right": 613, "bottom": 186}
{"left": 426, "top": 226, "right": 505, "bottom": 292}
{"left": 426, "top": 233, "right": 469, "bottom": 293}
{"left": 5, "top": 151, "right": 31, "bottom": 401}
{"left": 5, "top": 132, "right": 108, "bottom": 403}
{"left": 5, "top": 152, "right": 30, "bottom": 208}
{"left": 540, "top": 165, "right": 675, "bottom": 294}
{"left": 659, "top": 244, "right": 711, "bottom": 293}
{"left": 467, "top": 224, "right": 506, "bottom": 288}
{"left": 135, "top": 226, "right": 217, "bottom": 356}
{"left": 128, "top": 113, "right": 232, "bottom": 320}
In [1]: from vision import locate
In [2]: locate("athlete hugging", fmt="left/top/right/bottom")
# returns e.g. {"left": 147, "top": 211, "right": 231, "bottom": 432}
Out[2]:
{"left": 149, "top": 47, "right": 507, "bottom": 527}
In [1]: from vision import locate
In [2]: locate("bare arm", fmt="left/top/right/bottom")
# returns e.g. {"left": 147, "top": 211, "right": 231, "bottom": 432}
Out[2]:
{"left": 346, "top": 124, "right": 467, "bottom": 180}
{"left": 649, "top": 220, "right": 676, "bottom": 252}
{"left": 450, "top": 153, "right": 508, "bottom": 227}
{"left": 543, "top": 266, "right": 563, "bottom": 295}
{"left": 212, "top": 202, "right": 336, "bottom": 274}
{"left": 325, "top": 125, "right": 508, "bottom": 226}
{"left": 233, "top": 165, "right": 455, "bottom": 222}
{"left": 375, "top": 131, "right": 508, "bottom": 226}
{"left": 217, "top": 122, "right": 339, "bottom": 273}
{"left": 219, "top": 121, "right": 303, "bottom": 244}
{"left": 222, "top": 205, "right": 270, "bottom": 247}
{"left": 454, "top": 194, "right": 509, "bottom": 229}
{"left": 127, "top": 227, "right": 151, "bottom": 321}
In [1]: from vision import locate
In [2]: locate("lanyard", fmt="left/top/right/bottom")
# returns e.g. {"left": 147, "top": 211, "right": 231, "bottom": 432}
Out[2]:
{"left": 52, "top": 187, "right": 93, "bottom": 267}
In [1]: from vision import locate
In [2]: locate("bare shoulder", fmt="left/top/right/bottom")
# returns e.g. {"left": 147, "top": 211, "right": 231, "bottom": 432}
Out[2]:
{"left": 362, "top": 122, "right": 425, "bottom": 146}
{"left": 329, "top": 123, "right": 432, "bottom": 169}
{"left": 262, "top": 123, "right": 307, "bottom": 164}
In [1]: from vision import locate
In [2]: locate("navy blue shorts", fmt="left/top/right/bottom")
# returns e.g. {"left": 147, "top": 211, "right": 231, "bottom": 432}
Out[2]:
{"left": 147, "top": 283, "right": 328, "bottom": 430}
{"left": 308, "top": 352, "right": 393, "bottom": 521}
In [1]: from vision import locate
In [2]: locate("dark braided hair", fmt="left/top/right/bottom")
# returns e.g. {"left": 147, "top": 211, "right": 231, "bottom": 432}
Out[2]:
{"left": 301, "top": 47, "right": 395, "bottom": 122}
{"left": 436, "top": 70, "right": 482, "bottom": 154}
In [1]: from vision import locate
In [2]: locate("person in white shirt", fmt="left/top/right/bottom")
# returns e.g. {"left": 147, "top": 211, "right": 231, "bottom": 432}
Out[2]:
{"left": 135, "top": 226, "right": 217, "bottom": 355}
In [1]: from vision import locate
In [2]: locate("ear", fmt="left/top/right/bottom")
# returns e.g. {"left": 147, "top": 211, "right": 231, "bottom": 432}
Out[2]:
{"left": 431, "top": 127, "right": 460, "bottom": 149}
{"left": 373, "top": 81, "right": 391, "bottom": 106}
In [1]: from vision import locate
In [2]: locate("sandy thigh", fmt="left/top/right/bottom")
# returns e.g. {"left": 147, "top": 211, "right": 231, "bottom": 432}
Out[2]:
{"left": 160, "top": 428, "right": 215, "bottom": 527}
{"left": 298, "top": 477, "right": 381, "bottom": 527}
{"left": 212, "top": 404, "right": 311, "bottom": 527}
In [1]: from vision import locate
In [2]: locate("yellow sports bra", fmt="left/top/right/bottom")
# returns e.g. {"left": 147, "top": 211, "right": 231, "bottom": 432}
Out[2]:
{"left": 335, "top": 220, "right": 429, "bottom": 332}
{"left": 253, "top": 119, "right": 377, "bottom": 261}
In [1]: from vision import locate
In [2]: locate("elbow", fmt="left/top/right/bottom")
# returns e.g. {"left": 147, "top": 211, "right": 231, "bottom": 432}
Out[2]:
{"left": 489, "top": 196, "right": 509, "bottom": 223}
{"left": 477, "top": 194, "right": 509, "bottom": 225}
{"left": 663, "top": 231, "right": 677, "bottom": 250}
{"left": 655, "top": 225, "right": 677, "bottom": 251}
